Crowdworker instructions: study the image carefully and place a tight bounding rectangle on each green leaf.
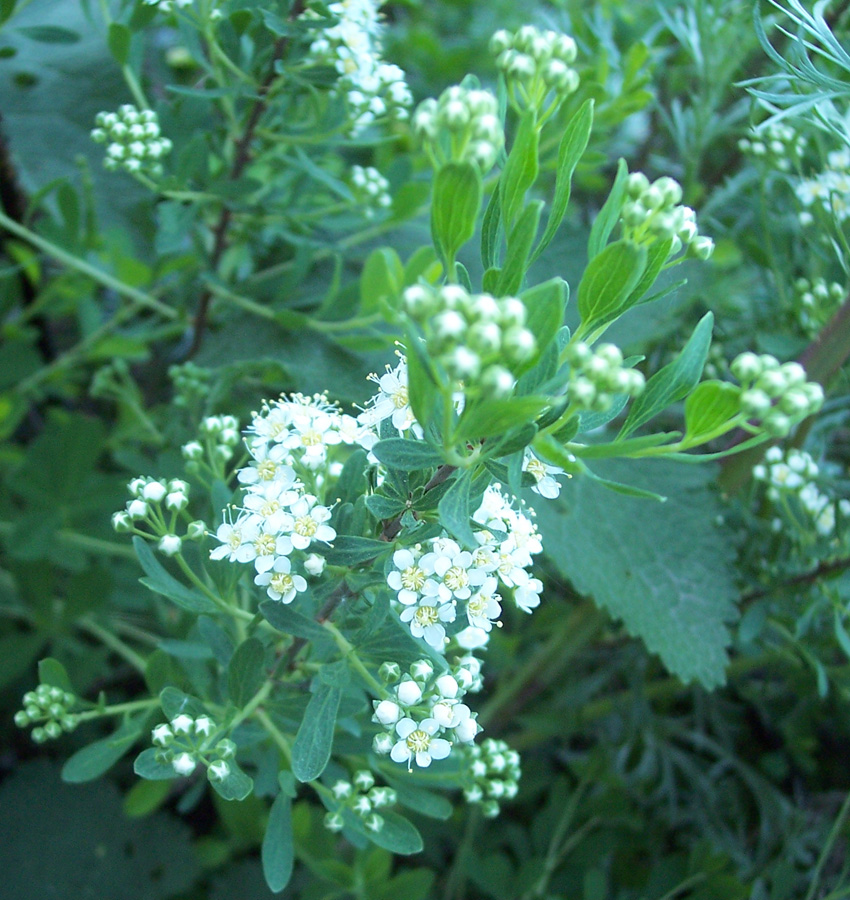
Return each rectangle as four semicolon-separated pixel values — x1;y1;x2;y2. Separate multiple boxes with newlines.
360;247;403;315
481;186;502;270
577;240;647;331
227;637;267;707
0;633;46;690
500;110;539;230
571;431;679;459
38;657;73;692
534;459;737;688
365;494;407;519
323;536;388;566
518;277;568;371
159;686;207;721
1;0;17;25
531;98;593;264
384;776;454;820
291;682;342;782
371;439;443;471
619;312;714;438
134;748;177;781
106;22;130;65
622;237;673;310
684;380;741;441
260;600;334;651
437;470;476;548
262;790;294;893
62;718;143;783
18;25;80;42
587;158;628;260
340;806;424;855
209;762;253;801
404;329;440;431
431;162;482;265
581;466;668;501
497;200;543;296
123;779;171;818
133;537;219;614
456;396;550;442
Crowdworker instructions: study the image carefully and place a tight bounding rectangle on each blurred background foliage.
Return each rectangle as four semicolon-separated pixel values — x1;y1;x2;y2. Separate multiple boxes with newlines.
2;0;850;897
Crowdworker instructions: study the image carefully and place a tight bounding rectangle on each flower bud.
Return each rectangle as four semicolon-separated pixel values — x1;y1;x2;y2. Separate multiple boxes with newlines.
182;441;204;460
171;714;194;735
187;520;207;540
158;534;182;557
410;659;434;681
304;553;325;577
455;716;480;743
14;711;29;727
332;780;352;799
365;813;384;833
215;739;237;759
324;812;345;832
379;661;401;683
207;760;230;782
127;499;148;519
194;716;214;737
173;752;197;776
396;679;423;707
112;511;132;533
372;732;394;754
373;699;402;725
142;481;167;502
354;770;375;791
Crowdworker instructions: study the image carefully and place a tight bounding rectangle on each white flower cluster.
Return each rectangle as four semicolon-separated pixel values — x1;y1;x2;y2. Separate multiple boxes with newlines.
731;353;824;438
113;477;195;557
796;148;850;225
305;0;412;134
621;173;714;260
325;769;396;834
349;164;392;218
183;415;241;466
793;276;844;335
386;484;543;651
753;447;850;538
403;283;535;398
14;684;77;743
412;85;504;174
491;25;580;104
151;714;236;782
91;105;172;176
457;737;521;818
372;658;482;770
564;341;644;413
358;354;418;436
738;122;806;172
209;394;366;602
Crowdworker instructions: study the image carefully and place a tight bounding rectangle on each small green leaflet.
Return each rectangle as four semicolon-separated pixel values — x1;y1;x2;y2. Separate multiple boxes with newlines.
431;162;482;264
587;158;629;260
227;637;266;707
577;240;647;331
62;718;144;783
499;109;539;230
262;789;294;893
683;380;741;442
437;469;476;548
291;681;341;782
133;537;219;614
371;438;443;471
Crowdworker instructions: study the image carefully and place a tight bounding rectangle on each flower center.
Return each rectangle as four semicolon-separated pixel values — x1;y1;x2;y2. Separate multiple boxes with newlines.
444;566;469;591
260;500;280;518
270;572;294;594
295;515;318;537
400;565;425;591
526;458;546;482
255;533;277;556
414;605;440;627
392;386;409;409
269;421;287;438
301;428;323;447
467;594;488;617
257;460;277;481
405;729;431;753
227;530;242;550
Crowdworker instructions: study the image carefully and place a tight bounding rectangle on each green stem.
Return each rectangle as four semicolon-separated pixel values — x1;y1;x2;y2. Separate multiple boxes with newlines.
78;618;148;674
172;553;254;623
230;679;273;731
255;707;293;764
0;210;176;319
0;522;136;560
322;621;385;696
75;697;159;722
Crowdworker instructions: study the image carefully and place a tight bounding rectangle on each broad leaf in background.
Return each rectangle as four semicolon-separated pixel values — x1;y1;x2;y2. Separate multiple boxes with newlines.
534;459;738;687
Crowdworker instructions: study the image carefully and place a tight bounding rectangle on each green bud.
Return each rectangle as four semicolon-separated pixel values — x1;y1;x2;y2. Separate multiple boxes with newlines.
14;711;29;728
324;812;345;833
44;721;62;740
763;412;791;437
32;727;47;744
379;661;401;683
731;352;762;383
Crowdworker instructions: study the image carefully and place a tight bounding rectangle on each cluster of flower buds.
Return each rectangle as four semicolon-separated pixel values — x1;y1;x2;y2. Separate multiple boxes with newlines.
169;362;212;409
490;25;580;107
731;353;824;438
793;277;844;335
325;769;396;834
113;476;200;556
564;342;644;412
372;658;482;770
753;447;849;537
457;738;521;818
621;173;714;260
350;165;392;218
91;105;172;176
796;148;850;226
151;714;235;782
403;283;535;398
738;122;806;172
182;415;241;466
412;85;503;174
14;684;77;743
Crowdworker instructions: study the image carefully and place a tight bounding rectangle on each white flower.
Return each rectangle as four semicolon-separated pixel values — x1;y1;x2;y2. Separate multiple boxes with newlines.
422;539;489;602
288;495;336;550
158;534;182;557
523;449;565;499
395;679;423;707
172;752;197;776
454;626;490;650
400;597;456;648
515;577;543;613
171;714;194;734
238;443;296;488
360;358;418;432
390;717;452;769
210;514;258;564
387;546;435;605
254;556;307;603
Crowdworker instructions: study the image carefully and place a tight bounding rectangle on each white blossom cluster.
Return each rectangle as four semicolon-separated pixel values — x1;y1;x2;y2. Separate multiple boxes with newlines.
490;25;580;105
91;105;172;176
732;352;824;438
753;447;850;538
403;283;536;398
113;477;196;557
385;484;543;651
151;714;236;782
796;148;850;225
738;122;806;172
182;414;242;466
412;85;504;174
305;0;412;134
793;276;844;335
14;683;77;743
563;341;644;413
357;354;418;437
372;658;482;770
621;173;714;260
325;769;396;833
349;164;392;217
457;737;521;818
209;393;363;602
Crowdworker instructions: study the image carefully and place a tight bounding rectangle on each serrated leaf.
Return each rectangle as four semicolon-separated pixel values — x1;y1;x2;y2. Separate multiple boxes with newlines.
262;789;294;892
62;718;144;783
620;312;714;438
577;240;647;331
323;536;388;566
227;637;266;707
133;537;219;614
437;469;476;547
291;682;341;782
684;380;741;441
371;439;443;471
534;459;737;688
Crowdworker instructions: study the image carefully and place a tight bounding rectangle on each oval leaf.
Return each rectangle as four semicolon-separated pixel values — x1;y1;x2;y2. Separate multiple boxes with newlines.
291;682;341;783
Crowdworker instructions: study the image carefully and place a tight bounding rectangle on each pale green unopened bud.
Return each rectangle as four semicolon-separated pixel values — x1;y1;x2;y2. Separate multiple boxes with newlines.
480;365;515;399
741;389;771;418
324;812;345;833
373;732;394;754
14;711;29;727
379;661;401;683
763;412;791;437
731;352;762;383
44;721;62;740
